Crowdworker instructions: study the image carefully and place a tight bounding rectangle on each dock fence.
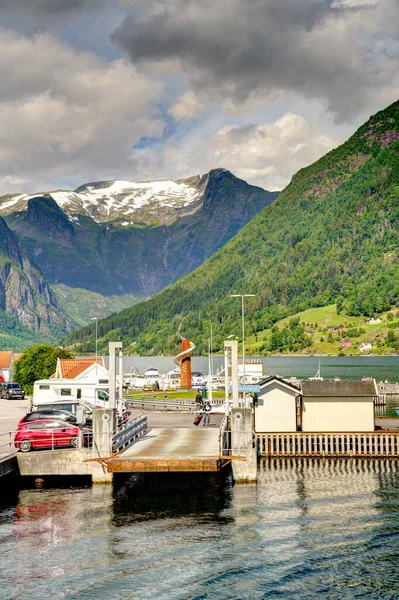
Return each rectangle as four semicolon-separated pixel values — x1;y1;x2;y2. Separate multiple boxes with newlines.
257;432;399;457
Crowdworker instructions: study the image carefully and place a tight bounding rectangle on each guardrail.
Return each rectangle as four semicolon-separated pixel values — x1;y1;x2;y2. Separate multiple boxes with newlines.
0;431;15;456
112;415;148;454
4;428;93;454
257;432;399;457
219;415;230;457
126;398;226;412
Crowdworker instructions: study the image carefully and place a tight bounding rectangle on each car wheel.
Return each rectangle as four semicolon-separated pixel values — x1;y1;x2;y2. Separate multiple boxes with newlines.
70;436;78;448
19;440;32;453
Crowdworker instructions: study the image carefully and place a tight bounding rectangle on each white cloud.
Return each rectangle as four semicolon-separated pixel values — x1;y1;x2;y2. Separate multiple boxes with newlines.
205;113;339;190
169;91;205;120
0;30;163;194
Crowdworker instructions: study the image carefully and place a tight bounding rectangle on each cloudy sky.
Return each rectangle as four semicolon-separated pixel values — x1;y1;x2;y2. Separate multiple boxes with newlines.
1;0;399;194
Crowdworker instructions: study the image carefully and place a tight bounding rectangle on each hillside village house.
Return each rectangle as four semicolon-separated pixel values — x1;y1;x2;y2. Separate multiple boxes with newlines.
255;376;301;433
366;317;382;325
300;380;377;432
0;351;22;382
359;342;373;352
340;338;352;349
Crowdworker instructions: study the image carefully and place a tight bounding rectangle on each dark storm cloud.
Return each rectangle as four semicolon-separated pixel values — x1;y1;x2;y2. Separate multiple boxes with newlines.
113;0;395;121
0;0;103;15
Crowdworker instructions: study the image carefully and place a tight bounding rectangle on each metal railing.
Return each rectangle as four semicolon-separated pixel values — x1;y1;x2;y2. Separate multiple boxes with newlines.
219;415;231;457
4;428;93;454
112;414;148;454
126;398;226;412
0;431;16;456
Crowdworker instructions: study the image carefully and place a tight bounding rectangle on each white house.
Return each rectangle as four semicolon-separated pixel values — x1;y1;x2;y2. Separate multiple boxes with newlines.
55;358;108;383
359;343;373;352
300;380;377;432
255;376;301;433
366;317;382;325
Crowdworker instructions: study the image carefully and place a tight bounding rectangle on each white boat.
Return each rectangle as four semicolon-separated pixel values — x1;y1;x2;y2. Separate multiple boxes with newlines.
145;366;160;378
309;360;324;381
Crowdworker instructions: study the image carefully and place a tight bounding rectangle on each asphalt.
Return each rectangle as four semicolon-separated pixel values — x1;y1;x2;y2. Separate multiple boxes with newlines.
0;397;30;456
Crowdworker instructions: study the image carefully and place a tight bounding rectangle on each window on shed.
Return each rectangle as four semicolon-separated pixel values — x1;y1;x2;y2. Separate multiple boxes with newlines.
77;389;82;399
99;379;108;384
39;385;50;390
61;388;71;396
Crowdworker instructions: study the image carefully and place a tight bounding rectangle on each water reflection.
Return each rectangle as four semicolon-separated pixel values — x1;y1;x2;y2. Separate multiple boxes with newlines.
0;460;397;599
113;472;232;523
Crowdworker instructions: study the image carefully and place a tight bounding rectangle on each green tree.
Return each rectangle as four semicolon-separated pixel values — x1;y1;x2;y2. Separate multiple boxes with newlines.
386;330;397;347
14;345;73;394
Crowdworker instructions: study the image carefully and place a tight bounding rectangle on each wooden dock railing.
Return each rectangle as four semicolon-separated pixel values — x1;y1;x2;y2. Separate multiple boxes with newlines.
256;432;399;457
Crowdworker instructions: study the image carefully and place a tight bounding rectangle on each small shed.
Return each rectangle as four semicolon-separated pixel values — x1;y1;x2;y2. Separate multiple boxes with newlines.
255;376;300;433
301;380;377;432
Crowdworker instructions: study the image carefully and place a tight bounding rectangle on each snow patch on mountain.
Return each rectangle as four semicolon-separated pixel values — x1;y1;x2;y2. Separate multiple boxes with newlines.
0;177;204;224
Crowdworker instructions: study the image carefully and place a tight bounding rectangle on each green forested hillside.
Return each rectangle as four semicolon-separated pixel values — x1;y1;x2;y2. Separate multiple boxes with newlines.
52;285;143;327
62;100;399;356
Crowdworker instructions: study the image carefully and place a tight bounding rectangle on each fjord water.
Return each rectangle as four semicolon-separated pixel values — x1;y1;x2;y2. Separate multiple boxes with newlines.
1;460;399;600
123;355;399;382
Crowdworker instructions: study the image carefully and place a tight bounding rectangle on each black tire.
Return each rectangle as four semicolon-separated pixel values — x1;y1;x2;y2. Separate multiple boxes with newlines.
19;440;32;453
70;436;78;448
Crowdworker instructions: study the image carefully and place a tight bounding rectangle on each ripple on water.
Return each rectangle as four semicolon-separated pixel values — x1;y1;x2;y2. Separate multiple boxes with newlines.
0;460;398;599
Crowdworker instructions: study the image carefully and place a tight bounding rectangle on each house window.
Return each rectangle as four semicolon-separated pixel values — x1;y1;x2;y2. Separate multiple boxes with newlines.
39;385;50;390
61;388;72;396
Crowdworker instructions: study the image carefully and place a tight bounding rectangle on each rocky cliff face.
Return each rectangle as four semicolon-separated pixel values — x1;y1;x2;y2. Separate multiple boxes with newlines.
4;169;279;296
0;217;73;335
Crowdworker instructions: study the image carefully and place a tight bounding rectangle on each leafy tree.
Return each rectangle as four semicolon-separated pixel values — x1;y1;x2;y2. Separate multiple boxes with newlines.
386;330;397;347
14;345;73;394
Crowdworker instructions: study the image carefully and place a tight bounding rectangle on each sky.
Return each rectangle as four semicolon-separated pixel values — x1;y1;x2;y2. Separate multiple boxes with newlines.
1;0;399;194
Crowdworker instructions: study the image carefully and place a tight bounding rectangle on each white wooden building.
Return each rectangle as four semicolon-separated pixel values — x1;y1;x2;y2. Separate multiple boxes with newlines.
255;376;301;433
300;380;378;432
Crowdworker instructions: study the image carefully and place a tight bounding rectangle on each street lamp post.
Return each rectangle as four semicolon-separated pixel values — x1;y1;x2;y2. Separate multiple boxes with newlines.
229;294;256;390
91;317;98;376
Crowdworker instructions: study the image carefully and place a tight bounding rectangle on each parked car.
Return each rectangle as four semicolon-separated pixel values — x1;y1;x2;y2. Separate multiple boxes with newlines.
19;409;77;426
0;383;25;400
14;419;92;452
19;409;92;428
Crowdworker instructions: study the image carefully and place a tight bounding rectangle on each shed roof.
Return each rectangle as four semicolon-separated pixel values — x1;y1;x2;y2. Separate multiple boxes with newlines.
259;375;301;392
301;379;377;397
0;352;13;369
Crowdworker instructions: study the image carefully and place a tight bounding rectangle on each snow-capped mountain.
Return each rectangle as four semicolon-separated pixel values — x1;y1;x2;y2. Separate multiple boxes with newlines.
2;168;278;306
0;174;206;225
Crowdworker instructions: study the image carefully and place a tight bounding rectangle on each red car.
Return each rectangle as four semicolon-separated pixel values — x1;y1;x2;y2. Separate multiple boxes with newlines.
14;419;84;452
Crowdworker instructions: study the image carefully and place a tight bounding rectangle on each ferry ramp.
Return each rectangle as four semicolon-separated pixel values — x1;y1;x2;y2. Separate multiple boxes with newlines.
106;412;228;473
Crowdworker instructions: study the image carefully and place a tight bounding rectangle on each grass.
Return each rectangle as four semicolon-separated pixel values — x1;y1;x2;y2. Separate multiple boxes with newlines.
126;390;225;401
250;304;399;356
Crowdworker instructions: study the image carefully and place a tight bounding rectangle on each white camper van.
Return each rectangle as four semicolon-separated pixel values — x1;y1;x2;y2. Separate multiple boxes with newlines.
32;379;113;412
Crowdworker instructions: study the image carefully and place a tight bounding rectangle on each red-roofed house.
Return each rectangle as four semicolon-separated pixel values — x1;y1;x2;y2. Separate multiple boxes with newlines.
54;358;108;382
340;338;352;349
0;351;21;382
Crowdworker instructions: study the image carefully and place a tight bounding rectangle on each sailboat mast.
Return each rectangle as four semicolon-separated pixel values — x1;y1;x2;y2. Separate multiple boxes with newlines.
208;324;213;403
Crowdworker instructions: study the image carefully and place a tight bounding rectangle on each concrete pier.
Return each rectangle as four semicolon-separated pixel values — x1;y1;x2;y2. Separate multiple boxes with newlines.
231;407;257;483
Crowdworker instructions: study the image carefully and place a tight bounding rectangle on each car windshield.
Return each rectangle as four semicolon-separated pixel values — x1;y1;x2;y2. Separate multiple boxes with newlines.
8;384;21;389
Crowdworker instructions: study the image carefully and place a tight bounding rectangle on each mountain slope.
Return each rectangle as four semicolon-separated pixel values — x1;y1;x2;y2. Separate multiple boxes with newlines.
3;169;278;296
0;217;73;341
61;99;399;355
